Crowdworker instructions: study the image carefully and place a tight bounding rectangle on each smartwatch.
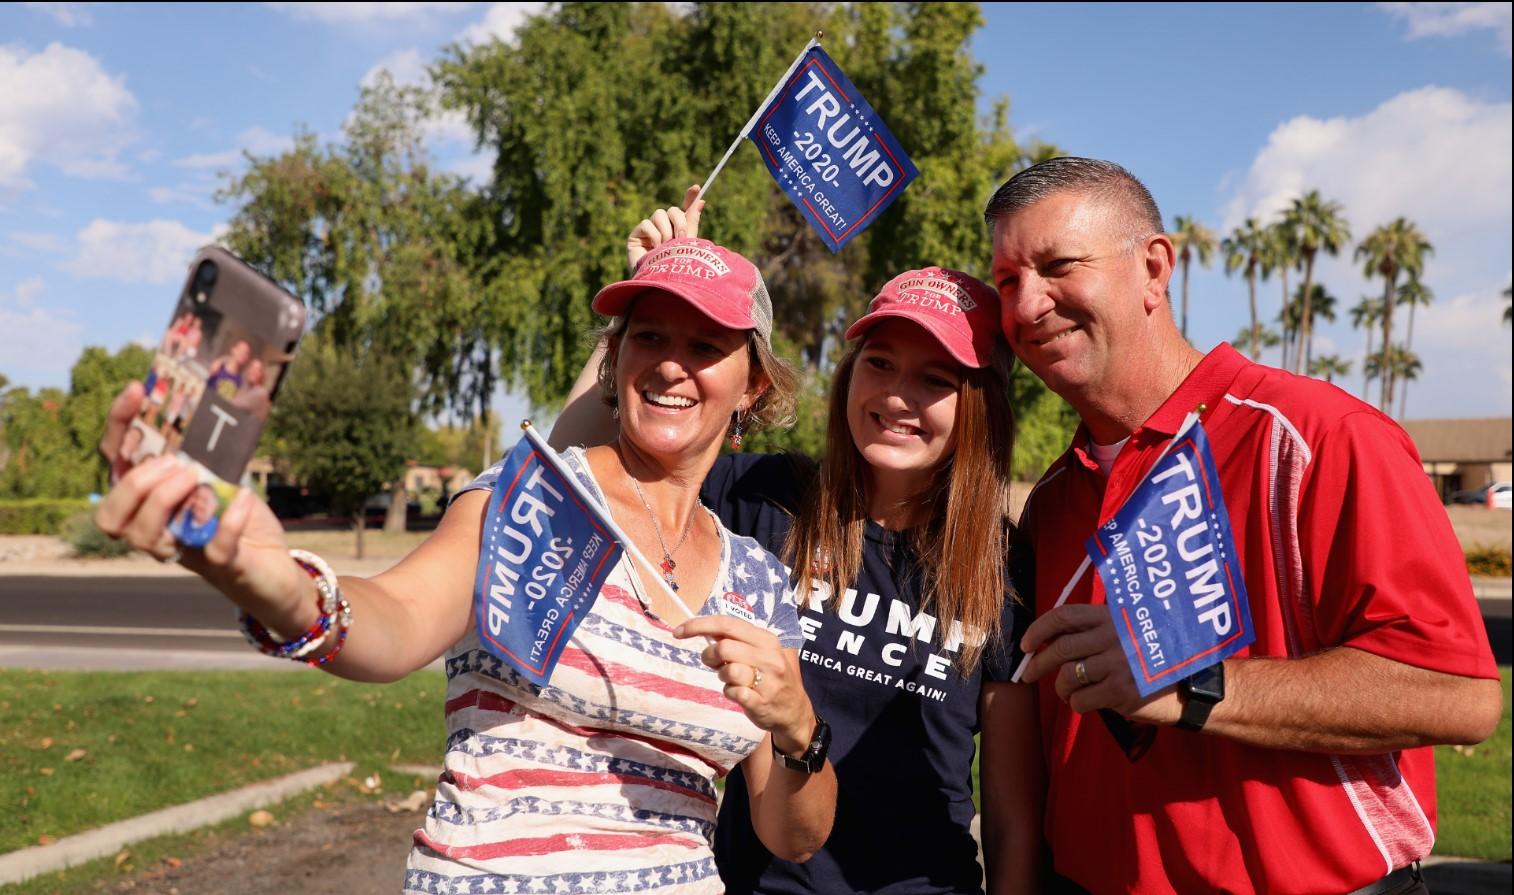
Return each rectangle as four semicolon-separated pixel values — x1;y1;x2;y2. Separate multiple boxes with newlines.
1176;662;1225;732
774;715;831;773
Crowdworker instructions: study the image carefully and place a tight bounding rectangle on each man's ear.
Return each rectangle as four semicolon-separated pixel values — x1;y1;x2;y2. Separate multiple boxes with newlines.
1141;233;1176;313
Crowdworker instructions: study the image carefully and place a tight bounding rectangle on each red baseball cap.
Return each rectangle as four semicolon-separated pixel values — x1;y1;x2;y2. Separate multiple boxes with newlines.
592;238;773;345
843;267;1001;368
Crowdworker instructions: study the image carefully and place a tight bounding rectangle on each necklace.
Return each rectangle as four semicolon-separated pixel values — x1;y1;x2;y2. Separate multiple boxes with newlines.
628;475;697;592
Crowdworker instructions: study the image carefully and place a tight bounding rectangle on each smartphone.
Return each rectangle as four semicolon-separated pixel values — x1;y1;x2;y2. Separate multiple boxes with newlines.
120;246;306;547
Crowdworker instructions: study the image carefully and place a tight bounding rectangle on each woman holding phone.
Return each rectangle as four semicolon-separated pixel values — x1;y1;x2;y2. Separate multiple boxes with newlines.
95;240;836;895
552;192;1044;894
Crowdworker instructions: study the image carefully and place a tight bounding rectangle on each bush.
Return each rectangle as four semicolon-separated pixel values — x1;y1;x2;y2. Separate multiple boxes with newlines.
63;511;133;558
0;498;91;534
1466;545;1513;577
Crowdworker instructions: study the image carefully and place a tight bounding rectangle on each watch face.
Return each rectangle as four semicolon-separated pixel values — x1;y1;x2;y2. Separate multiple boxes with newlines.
1184;664;1225;702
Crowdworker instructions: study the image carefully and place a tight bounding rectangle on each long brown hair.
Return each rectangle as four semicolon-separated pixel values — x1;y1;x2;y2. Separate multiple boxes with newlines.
786;339;1017;674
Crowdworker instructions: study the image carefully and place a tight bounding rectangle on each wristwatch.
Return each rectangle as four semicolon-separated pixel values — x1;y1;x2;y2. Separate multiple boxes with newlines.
1176;662;1225;732
773;714;831;773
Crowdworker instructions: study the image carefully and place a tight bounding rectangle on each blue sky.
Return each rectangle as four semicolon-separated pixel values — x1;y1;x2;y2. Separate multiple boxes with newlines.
2;2;1510;428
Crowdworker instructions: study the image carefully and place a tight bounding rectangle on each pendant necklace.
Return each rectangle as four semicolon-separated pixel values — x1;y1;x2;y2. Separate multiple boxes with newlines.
628;475;697;592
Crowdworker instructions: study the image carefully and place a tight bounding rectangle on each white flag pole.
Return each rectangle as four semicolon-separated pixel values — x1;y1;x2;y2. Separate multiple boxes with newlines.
518;421;703;621
696;32;822;203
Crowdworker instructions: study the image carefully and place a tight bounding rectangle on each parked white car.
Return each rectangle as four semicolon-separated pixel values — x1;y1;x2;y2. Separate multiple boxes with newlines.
1490;481;1512;510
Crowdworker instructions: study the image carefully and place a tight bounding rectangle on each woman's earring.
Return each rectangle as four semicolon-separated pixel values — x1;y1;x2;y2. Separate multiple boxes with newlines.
611;405;620;422
729;411;745;451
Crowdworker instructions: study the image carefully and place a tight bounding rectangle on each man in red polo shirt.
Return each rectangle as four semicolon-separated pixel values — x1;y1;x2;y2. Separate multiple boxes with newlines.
985;157;1501;894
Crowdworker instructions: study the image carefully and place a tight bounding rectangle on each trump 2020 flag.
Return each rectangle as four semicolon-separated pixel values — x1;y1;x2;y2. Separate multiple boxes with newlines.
1086;420;1255;697
472;430;622;687
749;45;918;252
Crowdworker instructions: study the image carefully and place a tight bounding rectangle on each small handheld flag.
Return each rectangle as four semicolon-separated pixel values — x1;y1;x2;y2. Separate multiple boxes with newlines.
471;425;624;687
1086;417;1255;697
700;35;918;253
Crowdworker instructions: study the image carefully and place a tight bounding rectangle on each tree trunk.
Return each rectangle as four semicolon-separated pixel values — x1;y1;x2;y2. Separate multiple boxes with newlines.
1362;326;1374;401
1278;267;1292;368
383;476;407;534
1180;255;1191;339
1379;275;1397;411
1247;267;1260;361
354;511;366;560
1294;254;1316;374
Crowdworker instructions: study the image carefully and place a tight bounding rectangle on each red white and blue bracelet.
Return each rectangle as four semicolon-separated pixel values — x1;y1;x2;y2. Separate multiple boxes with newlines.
238;549;353;667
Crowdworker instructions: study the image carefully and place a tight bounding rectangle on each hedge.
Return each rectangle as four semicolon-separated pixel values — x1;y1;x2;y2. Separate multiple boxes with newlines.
0;498;93;535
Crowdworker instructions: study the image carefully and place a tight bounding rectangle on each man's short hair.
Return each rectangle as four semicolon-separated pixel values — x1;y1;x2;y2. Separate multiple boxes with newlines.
983;157;1164;252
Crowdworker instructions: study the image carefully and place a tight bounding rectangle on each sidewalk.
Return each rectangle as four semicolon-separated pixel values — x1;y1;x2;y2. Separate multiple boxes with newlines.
0;535;402;579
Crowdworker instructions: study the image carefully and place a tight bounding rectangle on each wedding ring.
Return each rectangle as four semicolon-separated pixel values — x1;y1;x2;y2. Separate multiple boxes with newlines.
751;666;763;688
1074;660;1090;687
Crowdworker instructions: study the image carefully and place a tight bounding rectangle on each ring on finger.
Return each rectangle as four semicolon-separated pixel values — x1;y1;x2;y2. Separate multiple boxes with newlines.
1074;660;1091;687
750;665;763;689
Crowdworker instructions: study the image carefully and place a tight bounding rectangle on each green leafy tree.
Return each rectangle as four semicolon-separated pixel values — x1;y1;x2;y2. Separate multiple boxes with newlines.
1170;215;1215;340
1280;282;1337;372
220;74;487;532
269;334;416;557
1222;218;1267;360
1354;217;1430;411
1394;276;1433;418
1280;191;1350;375
1364;345;1421;417
1307;354;1352;384
1258;220;1297;367
1232;323;1281;360
1348;297;1383;402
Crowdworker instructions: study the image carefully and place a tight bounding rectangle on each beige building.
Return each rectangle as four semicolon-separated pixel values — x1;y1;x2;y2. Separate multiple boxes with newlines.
1399;417;1512;501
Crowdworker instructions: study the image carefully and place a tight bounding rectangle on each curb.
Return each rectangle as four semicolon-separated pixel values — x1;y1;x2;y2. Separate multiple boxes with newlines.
0;762;354;887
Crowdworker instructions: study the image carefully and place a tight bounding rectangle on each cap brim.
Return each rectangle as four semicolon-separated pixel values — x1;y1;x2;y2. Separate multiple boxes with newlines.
844;309;986;368
592;280;756;334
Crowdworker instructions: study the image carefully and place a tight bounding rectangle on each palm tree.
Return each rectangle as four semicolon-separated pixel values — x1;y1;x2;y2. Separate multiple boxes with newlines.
1348;297;1383;401
1260;220;1298;368
1281;191;1350;375
1279;282;1338;371
1365;345;1422;418
1503;284;1511;325
1308;354;1352;384
1355;217;1432;411
1171;215;1216;340
1222;218;1267;360
1394;277;1434;418
1233;323;1281;360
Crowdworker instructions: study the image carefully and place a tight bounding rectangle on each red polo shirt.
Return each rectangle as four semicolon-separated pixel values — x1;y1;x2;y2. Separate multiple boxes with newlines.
1019;344;1498;894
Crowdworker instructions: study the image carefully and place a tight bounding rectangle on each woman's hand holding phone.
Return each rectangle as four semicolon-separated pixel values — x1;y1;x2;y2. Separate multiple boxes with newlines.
97;383;316;636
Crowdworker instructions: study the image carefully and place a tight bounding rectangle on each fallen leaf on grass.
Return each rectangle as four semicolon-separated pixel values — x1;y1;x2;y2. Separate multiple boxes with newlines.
360;773;383;794
385;790;430;813
38;767;54;776
37;737;53;749
182;698;198;709
165;857;183;868
248;810;274;828
174;710;187;718
64;749;87;762
183;743;194;752
143;696;155;704
114;849;130;867
1451;744;1477;757
37;835;55;846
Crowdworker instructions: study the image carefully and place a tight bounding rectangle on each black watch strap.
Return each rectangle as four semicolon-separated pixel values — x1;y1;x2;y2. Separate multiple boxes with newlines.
1176;663;1225;732
774;715;830;773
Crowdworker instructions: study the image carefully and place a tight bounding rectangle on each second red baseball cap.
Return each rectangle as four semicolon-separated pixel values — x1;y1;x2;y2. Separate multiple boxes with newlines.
843;267;1001;368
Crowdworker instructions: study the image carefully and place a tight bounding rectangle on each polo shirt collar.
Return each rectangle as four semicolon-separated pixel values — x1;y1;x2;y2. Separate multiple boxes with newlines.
1068;343;1250;471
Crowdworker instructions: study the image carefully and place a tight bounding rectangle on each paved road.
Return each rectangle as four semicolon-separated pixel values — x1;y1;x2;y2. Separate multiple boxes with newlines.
2;575;1510;669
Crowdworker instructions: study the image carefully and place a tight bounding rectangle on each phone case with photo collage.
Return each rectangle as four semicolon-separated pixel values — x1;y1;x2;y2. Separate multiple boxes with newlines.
120;246;306;547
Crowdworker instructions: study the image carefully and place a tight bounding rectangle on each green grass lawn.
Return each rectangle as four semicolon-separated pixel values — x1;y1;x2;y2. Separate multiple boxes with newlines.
0;669;446;855
1432;666;1512;860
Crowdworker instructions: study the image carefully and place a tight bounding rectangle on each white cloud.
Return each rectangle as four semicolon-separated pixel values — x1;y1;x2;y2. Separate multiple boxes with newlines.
147;183;216;209
362;48;430;88
266;2;473;24
22;2;94;27
1221;87;1511;239
0;42;138;189
0;277;81;386
1380;2;1512;55
1398;285;1514;415
9;231;66;253
458;2;543;45
67;219;222;285
172;126;294;169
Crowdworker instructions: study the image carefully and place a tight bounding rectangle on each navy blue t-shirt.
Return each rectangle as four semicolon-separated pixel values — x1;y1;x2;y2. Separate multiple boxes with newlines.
702;453;1029;895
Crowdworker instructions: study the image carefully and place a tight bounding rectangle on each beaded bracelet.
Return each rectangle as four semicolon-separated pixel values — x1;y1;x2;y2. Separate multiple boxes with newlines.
238;549;352;666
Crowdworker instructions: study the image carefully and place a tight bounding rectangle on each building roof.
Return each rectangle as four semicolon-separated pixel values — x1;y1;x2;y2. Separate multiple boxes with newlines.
1400;417;1513;464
